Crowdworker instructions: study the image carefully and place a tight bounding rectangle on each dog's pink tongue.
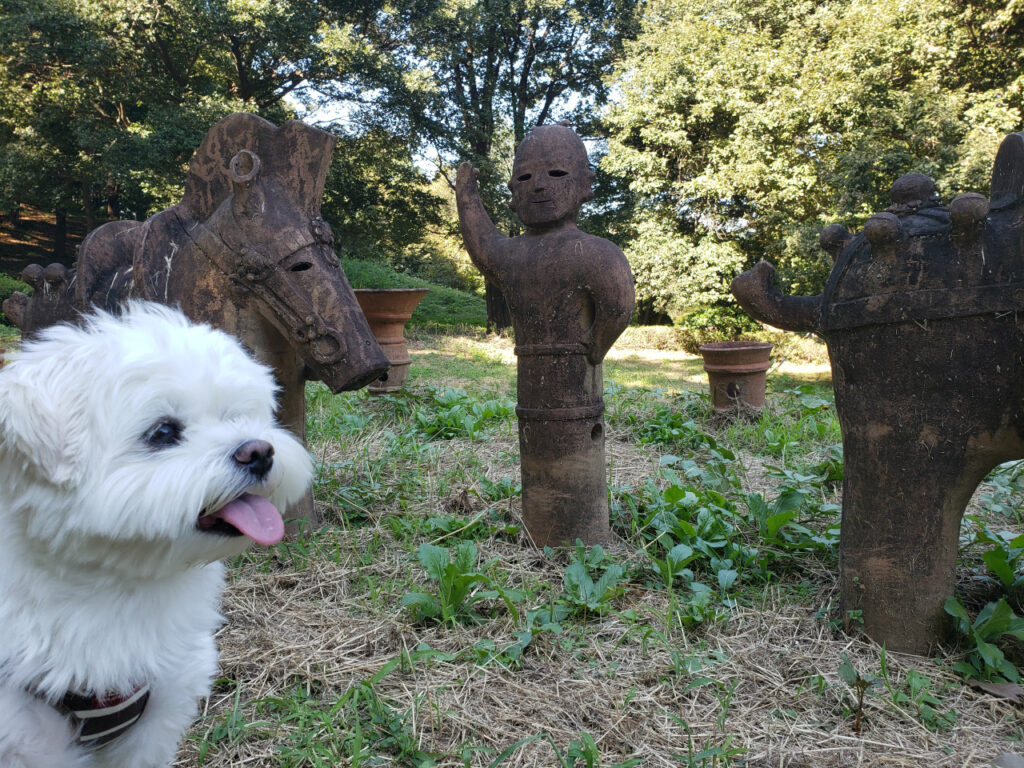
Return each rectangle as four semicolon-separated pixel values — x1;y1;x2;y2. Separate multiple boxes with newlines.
213;494;284;546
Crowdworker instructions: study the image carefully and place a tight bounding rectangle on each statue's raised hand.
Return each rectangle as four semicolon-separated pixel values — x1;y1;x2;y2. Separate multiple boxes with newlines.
456;162;479;195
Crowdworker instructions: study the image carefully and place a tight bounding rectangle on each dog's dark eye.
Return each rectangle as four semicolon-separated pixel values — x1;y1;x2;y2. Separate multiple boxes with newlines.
145;419;184;448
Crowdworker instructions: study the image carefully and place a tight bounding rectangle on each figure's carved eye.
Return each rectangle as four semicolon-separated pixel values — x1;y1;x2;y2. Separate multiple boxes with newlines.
549;170;568;177
517;173;532;182
144;418;184;449
289;262;313;272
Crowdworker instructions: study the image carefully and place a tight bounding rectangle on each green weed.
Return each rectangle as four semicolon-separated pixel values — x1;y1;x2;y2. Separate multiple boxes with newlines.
963;516;1024;607
562;542;626;618
485;731;642;768
402;541;522;625
404;386;515;440
192;682;267;765
877;650;957;732
945;596;1024;682
671;680;746;767
257;680;437;767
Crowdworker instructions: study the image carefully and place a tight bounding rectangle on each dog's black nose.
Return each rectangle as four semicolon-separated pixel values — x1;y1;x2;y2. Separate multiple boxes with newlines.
233;440;274;478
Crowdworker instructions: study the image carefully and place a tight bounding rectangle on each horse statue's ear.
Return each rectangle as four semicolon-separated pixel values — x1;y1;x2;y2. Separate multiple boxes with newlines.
229;149;263;215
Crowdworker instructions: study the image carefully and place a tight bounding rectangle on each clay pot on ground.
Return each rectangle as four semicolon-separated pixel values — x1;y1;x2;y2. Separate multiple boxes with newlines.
354;288;429;394
698;340;772;412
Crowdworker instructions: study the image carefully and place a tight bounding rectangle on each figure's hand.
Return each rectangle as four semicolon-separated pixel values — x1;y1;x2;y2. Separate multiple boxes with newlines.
456;162;479;195
731;260;777;296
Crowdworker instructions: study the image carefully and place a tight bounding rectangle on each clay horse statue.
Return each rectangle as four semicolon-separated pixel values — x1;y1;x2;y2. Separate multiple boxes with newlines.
732;132;1024;655
4;113;390;528
455;124;635;547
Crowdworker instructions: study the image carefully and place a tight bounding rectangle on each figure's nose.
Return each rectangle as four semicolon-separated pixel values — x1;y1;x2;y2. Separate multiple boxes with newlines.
234;439;275;478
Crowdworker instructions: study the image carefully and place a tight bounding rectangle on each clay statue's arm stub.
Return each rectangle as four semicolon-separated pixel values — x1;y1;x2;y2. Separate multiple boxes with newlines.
455;162;508;283
581;238;636;365
731;260;822;333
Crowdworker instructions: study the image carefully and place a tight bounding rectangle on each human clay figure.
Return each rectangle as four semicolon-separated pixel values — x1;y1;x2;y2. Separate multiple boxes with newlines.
455;124;635;546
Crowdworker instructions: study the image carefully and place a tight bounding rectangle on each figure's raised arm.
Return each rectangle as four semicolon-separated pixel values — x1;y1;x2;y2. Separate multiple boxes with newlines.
455;162;507;280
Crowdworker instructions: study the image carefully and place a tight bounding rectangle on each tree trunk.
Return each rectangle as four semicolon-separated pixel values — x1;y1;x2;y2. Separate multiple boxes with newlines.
54;207;67;261
107;188;121;220
485;279;512;331
82;181;96;231
634;298;671;326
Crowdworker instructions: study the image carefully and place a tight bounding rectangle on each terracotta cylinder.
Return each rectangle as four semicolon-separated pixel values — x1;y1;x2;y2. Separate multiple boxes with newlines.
354;288;428;393
698;341;773;411
518;404;611;547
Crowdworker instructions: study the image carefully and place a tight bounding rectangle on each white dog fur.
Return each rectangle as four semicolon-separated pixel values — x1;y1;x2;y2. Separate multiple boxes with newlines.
0;303;312;767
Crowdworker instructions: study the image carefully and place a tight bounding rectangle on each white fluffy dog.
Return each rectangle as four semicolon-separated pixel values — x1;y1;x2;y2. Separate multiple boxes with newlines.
0;303;313;768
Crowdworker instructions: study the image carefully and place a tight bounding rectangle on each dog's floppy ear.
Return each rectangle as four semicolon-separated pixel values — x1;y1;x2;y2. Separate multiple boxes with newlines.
0;371;87;486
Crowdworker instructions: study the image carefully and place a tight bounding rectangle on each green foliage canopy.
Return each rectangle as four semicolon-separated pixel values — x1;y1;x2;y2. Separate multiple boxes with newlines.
602;0;1024;320
0;0;444;262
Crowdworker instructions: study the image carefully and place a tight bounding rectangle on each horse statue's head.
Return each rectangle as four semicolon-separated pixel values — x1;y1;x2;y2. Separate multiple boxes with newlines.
178;114;388;392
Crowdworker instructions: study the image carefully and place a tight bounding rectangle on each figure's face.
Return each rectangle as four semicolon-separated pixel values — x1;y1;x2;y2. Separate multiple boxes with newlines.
508;154;587;230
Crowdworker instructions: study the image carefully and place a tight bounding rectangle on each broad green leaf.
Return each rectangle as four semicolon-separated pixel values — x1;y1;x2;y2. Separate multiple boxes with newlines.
982;549;1016;589
764;510;798;541
592;564;625;603
974;598;1014;639
838;655;859;686
944;595;971;633
667;543;695;569
453;541;477;573
717;568;738;591
401;591;440;618
418;543;450;581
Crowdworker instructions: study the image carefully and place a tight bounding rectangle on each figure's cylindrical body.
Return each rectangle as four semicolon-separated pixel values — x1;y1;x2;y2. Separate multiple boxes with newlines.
518;408;609;547
516;344;610;546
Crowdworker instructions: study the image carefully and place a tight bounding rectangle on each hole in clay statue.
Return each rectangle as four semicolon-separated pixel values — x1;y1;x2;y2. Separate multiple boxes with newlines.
289;262;313;272
591;423;603;441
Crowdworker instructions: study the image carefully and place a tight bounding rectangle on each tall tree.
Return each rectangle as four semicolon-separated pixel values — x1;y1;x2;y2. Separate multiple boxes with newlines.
0;0;440;258
602;0;1023;324
361;0;641;328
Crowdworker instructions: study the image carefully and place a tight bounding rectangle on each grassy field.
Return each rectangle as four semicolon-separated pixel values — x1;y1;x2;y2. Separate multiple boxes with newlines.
171;329;1023;768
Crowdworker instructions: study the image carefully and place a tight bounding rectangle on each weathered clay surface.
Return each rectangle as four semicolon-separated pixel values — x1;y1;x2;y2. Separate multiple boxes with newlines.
4;113;390;528
456;124;635;547
731;133;1024;654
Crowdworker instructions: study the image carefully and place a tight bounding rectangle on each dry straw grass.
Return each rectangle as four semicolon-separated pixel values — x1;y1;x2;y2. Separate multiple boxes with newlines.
174;345;1021;768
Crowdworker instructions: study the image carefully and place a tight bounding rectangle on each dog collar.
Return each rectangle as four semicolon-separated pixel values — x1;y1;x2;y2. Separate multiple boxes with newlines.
58;683;151;749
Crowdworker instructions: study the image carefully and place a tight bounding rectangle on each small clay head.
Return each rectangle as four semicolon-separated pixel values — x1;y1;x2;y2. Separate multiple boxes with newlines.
509;124;595;230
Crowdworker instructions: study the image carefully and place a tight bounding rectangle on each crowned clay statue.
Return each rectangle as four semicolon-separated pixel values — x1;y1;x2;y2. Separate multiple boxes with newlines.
455;124;636;546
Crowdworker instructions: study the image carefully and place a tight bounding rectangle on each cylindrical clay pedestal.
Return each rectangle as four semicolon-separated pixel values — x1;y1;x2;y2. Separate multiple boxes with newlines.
517;403;611;548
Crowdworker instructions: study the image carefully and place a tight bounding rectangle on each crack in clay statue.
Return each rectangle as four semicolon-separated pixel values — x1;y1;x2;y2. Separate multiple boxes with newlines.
3;113;390;528
456;124;635;547
731;132;1024;654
